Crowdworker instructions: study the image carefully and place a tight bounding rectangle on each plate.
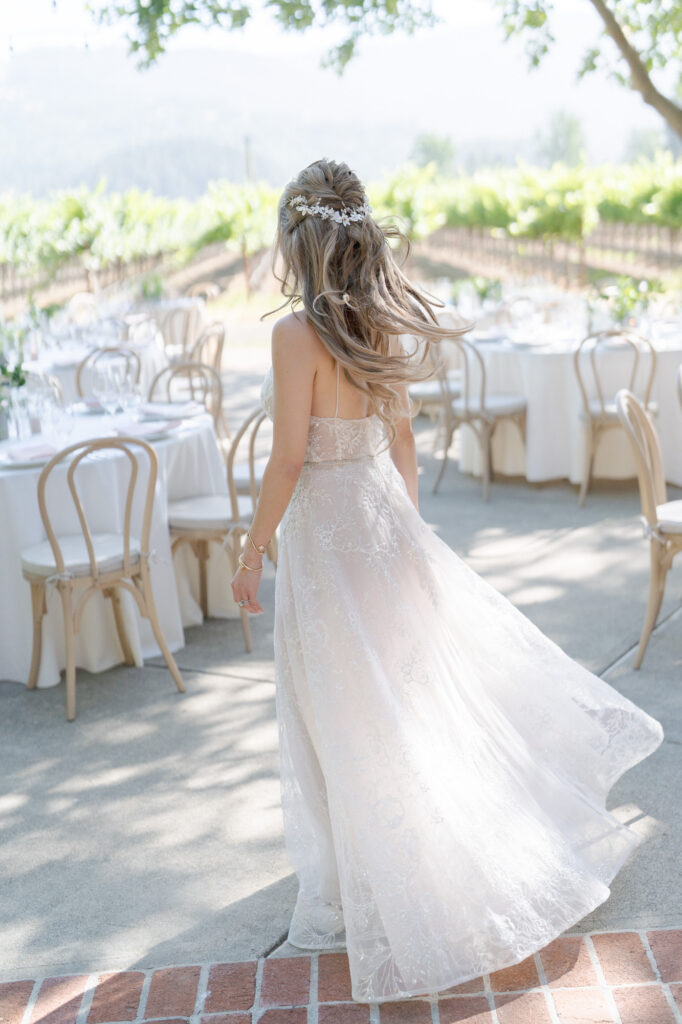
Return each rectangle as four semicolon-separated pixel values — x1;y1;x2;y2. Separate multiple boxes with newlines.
0;453;54;471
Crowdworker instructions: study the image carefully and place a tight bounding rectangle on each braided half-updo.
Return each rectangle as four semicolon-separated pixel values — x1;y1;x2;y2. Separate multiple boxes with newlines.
266;158;470;445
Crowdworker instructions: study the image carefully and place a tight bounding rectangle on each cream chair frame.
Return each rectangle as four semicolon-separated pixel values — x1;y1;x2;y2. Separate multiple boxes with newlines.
186;281;221;301
148;361;229;444
169;407;276;653
162;305;197;360
574;330;657;506
616;389;682;668
189;321;226;376
76;346;141;398
433;336;526;501
23;437;185;720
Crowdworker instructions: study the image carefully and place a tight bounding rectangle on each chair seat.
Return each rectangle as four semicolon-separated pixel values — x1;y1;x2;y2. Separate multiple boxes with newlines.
21;534;140;579
168;494;252;532
656;500;682;534
451;394;526;418
581;399;659;421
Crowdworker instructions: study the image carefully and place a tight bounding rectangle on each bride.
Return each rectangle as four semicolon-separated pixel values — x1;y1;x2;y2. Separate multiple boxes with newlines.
230;158;663;1003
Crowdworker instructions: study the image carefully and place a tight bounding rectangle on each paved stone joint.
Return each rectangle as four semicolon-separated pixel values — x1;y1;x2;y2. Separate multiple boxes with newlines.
2;929;681;1024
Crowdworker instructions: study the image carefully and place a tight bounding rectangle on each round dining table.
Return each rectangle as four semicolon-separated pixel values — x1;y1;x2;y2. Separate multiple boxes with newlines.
22;329;168;405
0;410;236;689
456;326;682;487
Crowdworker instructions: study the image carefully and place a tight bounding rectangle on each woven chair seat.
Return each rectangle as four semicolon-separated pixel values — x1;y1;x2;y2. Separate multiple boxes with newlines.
451;394;526;418
168;494;252;532
657;500;682;534
581;399;659;421
21;533;140;579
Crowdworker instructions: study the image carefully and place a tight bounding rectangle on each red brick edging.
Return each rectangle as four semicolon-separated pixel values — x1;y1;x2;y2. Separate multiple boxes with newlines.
2;929;681;1024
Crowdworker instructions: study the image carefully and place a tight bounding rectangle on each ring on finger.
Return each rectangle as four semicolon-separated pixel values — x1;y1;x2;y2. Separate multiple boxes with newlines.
238;598;248;607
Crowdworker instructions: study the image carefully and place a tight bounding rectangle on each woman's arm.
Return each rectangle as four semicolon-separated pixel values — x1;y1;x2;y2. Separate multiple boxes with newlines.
230;317;316;613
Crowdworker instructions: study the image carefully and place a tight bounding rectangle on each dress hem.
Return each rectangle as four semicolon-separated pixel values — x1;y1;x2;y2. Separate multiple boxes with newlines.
286;723;663;1004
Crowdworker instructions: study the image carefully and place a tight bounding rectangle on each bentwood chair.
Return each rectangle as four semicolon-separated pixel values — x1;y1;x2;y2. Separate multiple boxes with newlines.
188;322;226;377
574;330;657;506
20;438;185;720
148;361;230;446
76;346;141;398
616;389;682;668
407;338;462;448
186;281;221;302
167;407;276;652
162;305;200;361
433;336;527;501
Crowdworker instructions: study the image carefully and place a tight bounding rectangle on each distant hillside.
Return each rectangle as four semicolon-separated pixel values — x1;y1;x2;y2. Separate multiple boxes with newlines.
0;46;415;195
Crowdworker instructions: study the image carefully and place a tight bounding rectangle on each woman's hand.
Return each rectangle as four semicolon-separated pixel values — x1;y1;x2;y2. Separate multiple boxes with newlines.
230;555;264;615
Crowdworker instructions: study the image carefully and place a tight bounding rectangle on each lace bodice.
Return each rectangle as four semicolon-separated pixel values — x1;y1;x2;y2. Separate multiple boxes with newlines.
260;364;387;463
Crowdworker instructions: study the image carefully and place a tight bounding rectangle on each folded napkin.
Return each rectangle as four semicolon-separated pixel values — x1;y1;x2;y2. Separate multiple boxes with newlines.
140;401;202;420
115;420;174;438
5;442;59;462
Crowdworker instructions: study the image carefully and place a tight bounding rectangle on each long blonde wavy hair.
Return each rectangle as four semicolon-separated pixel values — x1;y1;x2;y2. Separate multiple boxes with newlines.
267;158;471;443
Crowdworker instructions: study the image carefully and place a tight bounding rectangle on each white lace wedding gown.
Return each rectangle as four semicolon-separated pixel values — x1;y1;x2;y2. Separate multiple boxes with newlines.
260;363;662;1004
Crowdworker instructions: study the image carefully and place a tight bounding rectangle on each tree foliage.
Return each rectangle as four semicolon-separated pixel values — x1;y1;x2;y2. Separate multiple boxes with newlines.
91;0;682;134
90;0;436;70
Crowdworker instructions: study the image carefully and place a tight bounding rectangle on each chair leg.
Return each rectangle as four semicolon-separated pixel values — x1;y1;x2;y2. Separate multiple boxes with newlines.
139;564;186;693
432;423;455;495
197;539;210;618
579;423;595;507
481;424;492;502
58;585;77;722
228;534;252;653
634;541;667;669
107;587;136;666
27;581;47;690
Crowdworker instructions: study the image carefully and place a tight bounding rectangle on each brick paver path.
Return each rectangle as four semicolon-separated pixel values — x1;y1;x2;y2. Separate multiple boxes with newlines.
3;929;682;1024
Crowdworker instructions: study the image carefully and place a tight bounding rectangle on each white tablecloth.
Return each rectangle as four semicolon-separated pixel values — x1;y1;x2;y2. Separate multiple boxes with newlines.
458;336;682;486
24;332;167;405
0;413;236;689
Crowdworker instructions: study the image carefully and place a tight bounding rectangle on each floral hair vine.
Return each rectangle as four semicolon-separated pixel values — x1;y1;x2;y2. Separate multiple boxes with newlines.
288;193;371;226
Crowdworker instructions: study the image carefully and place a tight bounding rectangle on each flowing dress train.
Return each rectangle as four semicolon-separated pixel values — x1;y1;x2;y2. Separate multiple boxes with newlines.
260;364;663;1004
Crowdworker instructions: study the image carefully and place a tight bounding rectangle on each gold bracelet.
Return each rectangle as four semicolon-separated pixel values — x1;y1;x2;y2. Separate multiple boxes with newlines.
247;529;266;555
238;555;263;573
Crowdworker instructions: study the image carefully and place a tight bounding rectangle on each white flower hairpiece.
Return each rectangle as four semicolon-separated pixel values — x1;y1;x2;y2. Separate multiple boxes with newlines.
288;193;371;226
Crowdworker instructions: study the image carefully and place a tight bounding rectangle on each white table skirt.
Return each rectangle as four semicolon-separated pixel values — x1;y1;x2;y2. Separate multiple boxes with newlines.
458;340;682;486
0;414;241;689
24;332;167;405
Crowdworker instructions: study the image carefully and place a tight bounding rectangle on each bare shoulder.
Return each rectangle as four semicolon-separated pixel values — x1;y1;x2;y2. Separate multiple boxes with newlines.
272;311;326;364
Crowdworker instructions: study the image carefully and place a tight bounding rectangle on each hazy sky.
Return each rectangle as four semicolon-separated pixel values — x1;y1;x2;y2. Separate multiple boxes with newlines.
0;0;667;163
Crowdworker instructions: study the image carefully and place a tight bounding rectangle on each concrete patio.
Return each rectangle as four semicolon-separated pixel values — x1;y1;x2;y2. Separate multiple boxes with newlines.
1;356;680;1014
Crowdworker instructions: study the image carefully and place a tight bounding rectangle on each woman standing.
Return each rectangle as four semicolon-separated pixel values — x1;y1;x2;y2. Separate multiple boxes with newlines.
231;158;663;1004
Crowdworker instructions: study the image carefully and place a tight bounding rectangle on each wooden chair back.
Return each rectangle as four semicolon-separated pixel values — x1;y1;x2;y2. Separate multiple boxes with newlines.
437;336;487;417
76;346;141;397
37;437;158;582
615;389;667;529
148;361;224;435
225;407;268;520
164;306;194;358
186;281;220;301
67;291;98;326
189;322;225;373
574;330;657;419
